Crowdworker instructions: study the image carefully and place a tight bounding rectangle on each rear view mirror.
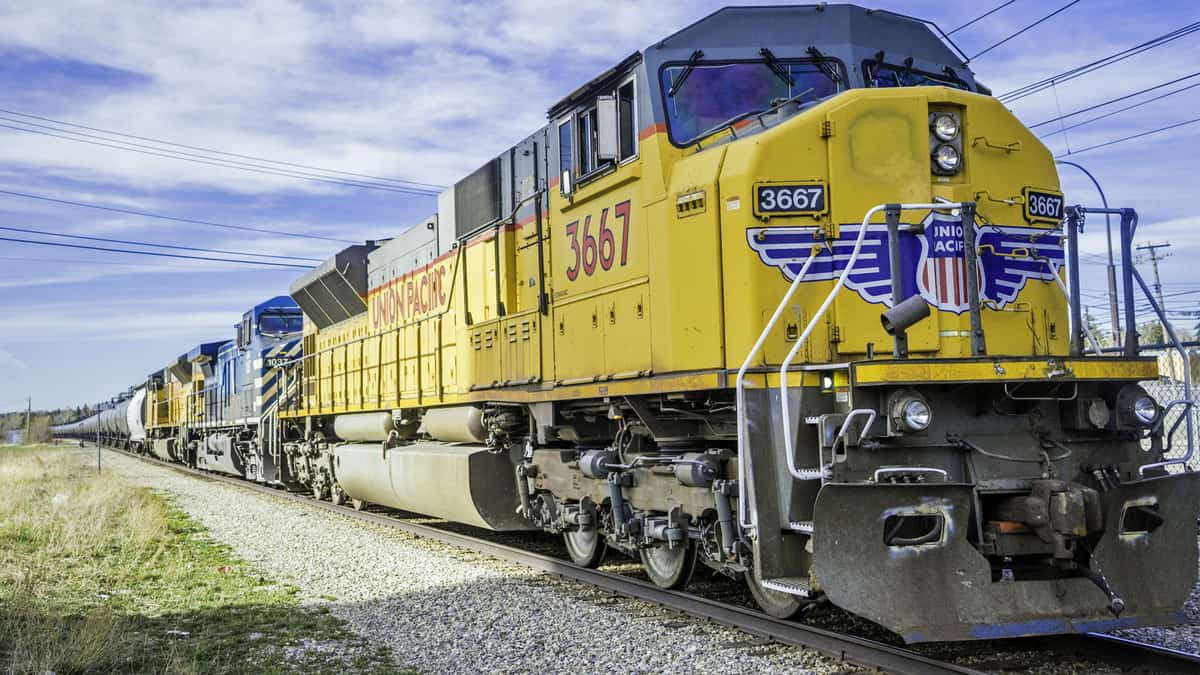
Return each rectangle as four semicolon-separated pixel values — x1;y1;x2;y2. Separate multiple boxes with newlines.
561;169;573;198
596;95;618;161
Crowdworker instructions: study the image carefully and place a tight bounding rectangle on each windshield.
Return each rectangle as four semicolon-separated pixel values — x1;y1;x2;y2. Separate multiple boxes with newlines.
258;312;302;335
660;60;842;146
865;62;968;90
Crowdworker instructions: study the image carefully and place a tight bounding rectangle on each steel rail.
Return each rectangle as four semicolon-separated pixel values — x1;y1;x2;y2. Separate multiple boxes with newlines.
1031;633;1200;674
102;445;1200;675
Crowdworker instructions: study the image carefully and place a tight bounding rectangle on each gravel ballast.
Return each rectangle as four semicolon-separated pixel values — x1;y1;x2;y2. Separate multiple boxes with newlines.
97;449;844;674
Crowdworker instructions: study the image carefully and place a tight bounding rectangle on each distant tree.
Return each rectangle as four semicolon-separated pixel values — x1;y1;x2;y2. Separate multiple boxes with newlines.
1083;309;1102;343
1139;321;1165;345
27;416;51;443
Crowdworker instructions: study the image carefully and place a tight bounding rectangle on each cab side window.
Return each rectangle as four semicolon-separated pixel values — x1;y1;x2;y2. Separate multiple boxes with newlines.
562;73;639;187
558;119;573;177
617;79;636;160
577;106;598;175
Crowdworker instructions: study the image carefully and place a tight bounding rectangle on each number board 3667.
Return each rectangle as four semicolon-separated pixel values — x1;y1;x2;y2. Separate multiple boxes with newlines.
754;182;828;218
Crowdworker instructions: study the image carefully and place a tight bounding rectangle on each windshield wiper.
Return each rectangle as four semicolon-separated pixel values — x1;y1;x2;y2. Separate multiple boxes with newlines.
805;46;843;86
691;106;770;146
759;48;794;88
668;50;704;97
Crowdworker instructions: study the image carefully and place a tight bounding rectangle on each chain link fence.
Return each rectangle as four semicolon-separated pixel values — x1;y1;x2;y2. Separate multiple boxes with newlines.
1142;373;1199;473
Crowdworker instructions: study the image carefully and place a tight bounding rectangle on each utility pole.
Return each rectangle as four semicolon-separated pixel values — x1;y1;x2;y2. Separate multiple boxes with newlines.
1137;241;1174;378
1136;242;1172;333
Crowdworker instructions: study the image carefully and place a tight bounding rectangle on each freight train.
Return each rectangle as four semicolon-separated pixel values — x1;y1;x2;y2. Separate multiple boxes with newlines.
55;5;1199;643
54;296;303;480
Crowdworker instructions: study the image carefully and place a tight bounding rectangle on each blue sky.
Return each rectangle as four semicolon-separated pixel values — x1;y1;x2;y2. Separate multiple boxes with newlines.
2;0;1199;411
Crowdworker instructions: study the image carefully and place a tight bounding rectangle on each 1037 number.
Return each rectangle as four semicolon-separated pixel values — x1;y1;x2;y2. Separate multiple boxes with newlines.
565;200;631;281
756;183;826;215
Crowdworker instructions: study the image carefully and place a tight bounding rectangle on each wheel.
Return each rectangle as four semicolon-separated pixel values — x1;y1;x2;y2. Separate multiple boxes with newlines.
640;541;697;590
563;529;607;568
745;565;807;619
311;480;327;501
351;498;367;511
330;483;347;507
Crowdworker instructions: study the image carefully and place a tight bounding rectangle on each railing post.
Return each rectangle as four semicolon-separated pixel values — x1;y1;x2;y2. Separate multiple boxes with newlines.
885;204;907;358
1120;209;1138;358
960;202;986;355
1066;207;1085;356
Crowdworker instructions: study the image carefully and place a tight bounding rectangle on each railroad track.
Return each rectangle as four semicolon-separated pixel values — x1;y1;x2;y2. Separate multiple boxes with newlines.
100;445;1200;675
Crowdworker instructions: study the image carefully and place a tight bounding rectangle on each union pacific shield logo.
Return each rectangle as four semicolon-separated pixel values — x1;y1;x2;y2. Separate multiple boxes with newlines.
920;219;974;314
746;211;1064;314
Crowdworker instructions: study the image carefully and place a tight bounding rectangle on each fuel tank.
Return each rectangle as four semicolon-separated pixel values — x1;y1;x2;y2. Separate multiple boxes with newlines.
333;412;396;442
418;406;485;444
198;433;242;477
151;438;175;462
334;441;532;531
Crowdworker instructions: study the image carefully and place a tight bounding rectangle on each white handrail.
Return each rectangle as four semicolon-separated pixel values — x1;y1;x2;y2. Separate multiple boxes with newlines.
778;203;965;480
818;408;878;486
735;247;820;532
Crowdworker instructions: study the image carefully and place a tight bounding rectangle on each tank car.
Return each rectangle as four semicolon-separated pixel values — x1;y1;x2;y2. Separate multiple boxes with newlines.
52;388;145;451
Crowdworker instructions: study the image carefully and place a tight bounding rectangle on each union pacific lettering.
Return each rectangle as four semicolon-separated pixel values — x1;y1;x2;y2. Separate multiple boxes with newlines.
368;262;450;330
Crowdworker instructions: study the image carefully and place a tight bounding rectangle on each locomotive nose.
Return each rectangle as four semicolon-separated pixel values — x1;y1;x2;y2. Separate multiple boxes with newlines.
810;473;1200;642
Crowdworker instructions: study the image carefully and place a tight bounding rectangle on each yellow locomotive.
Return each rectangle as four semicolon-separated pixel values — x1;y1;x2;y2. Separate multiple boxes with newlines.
274;5;1199;641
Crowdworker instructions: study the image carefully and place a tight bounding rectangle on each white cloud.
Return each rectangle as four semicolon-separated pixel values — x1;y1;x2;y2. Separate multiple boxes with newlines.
0;348;28;372
0;1;697;195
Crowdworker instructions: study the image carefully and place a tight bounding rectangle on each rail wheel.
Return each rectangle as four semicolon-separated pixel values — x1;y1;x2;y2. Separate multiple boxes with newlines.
563;529;607;568
311;479;327;501
640;541;697;590
745;565;806;619
330;483;347;506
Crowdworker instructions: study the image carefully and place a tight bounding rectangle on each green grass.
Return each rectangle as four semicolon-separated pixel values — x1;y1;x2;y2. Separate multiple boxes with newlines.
0;445;398;674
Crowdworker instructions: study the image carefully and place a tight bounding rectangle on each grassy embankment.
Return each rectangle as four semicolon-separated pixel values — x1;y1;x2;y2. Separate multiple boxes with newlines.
0;445;396;674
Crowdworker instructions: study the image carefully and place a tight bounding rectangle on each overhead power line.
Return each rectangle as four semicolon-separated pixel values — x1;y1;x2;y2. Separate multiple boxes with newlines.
0;235;315;269
1042;80;1200;138
970;0;1081;60
1030;70;1200;130
948;1;1018;35
999;21;1200;102
0;255;180;267
0;225;323;262
1057;115;1200;157
0;121;439;196
0;188;356;244
0;107;445;192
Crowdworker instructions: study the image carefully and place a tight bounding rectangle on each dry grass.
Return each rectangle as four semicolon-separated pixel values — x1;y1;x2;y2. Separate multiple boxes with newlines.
0;445;395;674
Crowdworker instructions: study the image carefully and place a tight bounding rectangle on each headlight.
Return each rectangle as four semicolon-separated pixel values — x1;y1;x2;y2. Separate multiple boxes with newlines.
1116;385;1158;428
1133;396;1158;425
902;399;931;431
931;114;960;141
890;390;932;433
932;144;960;172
